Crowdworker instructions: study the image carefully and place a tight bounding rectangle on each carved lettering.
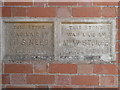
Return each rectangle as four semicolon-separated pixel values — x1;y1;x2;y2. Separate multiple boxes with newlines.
5;22;53;60
61;23;112;61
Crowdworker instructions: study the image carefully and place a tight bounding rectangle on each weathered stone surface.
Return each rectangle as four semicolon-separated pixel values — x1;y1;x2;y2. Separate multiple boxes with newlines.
2;18;116;62
4;22;54;60
59;21;116;61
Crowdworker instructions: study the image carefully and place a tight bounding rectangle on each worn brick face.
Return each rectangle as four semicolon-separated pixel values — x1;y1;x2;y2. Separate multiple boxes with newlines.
33;2;48;6
2;74;10;84
35;86;48;89
4;64;33;73
48;2;77;6
51;86;74;89
2;7;11;17
72;7;101;17
12;7;27;17
102;7;117;17
116;42;120;51
118;7;120;18
27;75;55;84
34;63;48;73
4;2;33;6
6;85;35;88
77;2;92;6
71;75;99;85
56;7;72;17
117;18;120;29
27;7;56;17
11;74;26;84
116;53;120;63
55;75;71;85
100;76;115;86
93;2;118;6
116;30;120;40
77;64;94;74
94;64;118;75
49;64;77;74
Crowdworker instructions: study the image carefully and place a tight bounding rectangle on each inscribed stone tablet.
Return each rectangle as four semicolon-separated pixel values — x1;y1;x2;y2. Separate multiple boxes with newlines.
60;22;114;61
4;22;54;60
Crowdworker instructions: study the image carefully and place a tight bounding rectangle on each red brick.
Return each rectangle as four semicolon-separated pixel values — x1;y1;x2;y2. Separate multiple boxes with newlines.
116;42;120;51
95;87;118;88
77;2;93;6
4;2;33;6
11;74;26;84
100;76;114;86
2;7;11;17
94;64;118;75
116;53;120;63
118;7;120;18
60;86;73;89
34;63;48;73
117;18;120;29
51;86;73;90
56;7;72;17
27;75;55;84
4;64;33;73
48;2;77;6
118;64;120;72
33;2;48;6
71;75;99;85
27;7;56;17
93;2;118;6
102;7;117;17
49;64;77;74
0;2;3;6
12;7;27;17
116;30;120;40
79;86;94;88
116;18;118;29
2;74;10;84
55;75;71;85
6;86;34;88
72;7;101;17
35;86;48;88
77;64;94;74
114;76;118;86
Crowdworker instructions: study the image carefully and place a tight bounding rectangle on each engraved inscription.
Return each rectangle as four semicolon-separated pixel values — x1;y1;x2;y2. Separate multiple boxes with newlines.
4;22;53;60
60;23;112;61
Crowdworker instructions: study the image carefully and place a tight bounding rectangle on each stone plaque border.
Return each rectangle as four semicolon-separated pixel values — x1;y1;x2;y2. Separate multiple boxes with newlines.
1;18;56;61
1;18;116;63
56;18;116;63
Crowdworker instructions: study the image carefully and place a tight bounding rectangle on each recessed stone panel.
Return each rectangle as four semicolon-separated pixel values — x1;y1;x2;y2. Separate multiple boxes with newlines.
59;22;115;61
4;22;54;60
2;18;116;62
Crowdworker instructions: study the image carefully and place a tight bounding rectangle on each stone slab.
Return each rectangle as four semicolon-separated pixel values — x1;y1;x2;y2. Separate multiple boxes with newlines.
1;18;116;62
3;22;54;60
57;19;116;62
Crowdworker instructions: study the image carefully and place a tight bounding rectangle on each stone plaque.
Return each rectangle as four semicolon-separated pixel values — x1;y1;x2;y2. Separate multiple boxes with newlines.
4;22;54;60
60;22;115;61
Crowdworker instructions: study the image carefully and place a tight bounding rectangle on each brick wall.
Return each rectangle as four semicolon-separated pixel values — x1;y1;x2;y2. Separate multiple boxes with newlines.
1;1;120;89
